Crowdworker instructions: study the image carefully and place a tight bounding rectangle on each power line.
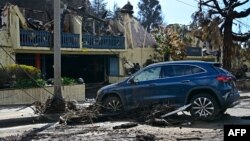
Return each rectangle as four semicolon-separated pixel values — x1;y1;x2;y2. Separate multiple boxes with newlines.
193;0;199;3
236;19;250;30
175;0;197;8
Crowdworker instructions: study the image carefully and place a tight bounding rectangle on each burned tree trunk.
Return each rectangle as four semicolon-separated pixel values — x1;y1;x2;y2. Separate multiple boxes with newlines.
223;19;233;70
192;0;250;71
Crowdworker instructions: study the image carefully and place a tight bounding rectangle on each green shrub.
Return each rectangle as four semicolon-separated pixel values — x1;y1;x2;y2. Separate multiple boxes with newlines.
6;64;41;80
0;64;77;89
0;67;9;84
15;78;46;88
0;64;43;88
61;77;76;85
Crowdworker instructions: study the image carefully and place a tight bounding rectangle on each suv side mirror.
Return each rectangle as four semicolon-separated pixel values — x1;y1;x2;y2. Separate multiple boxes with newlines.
128;78;135;84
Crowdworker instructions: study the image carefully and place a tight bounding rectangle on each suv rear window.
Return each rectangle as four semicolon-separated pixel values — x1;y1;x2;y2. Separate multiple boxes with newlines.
212;63;232;76
213;63;233;76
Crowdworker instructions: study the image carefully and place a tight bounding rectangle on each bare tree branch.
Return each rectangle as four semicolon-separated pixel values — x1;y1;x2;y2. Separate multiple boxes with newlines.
223;0;229;6
229;0;238;5
219;23;224;34
212;0;227;16
202;0;213;5
201;0;226;17
232;7;250;18
195;0;249;70
232;32;250;42
201;2;217;9
208;9;221;15
232;0;249;9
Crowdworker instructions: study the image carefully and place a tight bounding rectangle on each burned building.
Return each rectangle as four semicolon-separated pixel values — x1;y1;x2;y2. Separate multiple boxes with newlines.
0;2;157;83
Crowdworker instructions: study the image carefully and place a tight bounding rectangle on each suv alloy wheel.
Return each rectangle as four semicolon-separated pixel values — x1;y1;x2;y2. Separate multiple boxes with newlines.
190;93;220;120
103;96;123;113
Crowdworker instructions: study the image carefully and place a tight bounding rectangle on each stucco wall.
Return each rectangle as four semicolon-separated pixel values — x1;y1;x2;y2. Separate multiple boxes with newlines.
0;30;14;66
107;48;156;83
71;15;82;47
108;76;127;84
9;7;20;49
0;30;11;47
0;84;85;105
119;47;156;76
0;47;15;66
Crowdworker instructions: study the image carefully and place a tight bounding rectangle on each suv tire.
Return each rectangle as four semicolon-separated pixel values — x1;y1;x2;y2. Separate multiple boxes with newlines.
103;96;123;114
190;93;220;120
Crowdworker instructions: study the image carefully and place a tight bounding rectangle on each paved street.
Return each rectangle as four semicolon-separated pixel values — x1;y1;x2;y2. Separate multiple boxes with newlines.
0;91;250;140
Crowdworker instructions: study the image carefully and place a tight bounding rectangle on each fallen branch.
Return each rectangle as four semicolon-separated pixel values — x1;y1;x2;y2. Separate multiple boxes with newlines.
146;118;169;126
136;134;156;141
113;122;138;129
161;104;191;118
176;137;202;140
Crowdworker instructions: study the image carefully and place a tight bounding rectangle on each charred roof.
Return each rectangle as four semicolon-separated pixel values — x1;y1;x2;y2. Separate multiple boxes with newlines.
120;2;134;16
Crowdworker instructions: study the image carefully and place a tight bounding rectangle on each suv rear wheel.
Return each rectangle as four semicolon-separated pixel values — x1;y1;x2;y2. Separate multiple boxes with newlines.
103;96;123;114
190;93;220;120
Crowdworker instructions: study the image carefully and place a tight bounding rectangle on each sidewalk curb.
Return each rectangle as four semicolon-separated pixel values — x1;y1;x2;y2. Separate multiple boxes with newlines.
0;114;60;128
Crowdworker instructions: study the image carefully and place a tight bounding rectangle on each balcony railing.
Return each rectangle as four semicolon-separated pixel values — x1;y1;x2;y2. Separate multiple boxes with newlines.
20;30;80;48
61;33;80;48
20;30;125;49
20;30;52;47
83;34;125;49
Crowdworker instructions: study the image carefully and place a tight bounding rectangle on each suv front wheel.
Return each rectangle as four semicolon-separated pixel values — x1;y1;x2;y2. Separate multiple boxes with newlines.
190;93;220;120
102;96;123;114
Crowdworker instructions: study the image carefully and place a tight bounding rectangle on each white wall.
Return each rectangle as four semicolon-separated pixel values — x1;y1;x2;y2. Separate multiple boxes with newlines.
0;30;11;47
120;47;156;76
9;7;20;49
0;47;15;66
0;84;85;105
71;15;82;47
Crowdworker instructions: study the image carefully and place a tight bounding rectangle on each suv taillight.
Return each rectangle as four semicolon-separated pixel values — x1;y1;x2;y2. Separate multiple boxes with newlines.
216;75;232;82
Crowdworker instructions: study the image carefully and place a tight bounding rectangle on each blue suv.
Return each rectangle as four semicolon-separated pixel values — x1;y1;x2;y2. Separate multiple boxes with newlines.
96;61;240;120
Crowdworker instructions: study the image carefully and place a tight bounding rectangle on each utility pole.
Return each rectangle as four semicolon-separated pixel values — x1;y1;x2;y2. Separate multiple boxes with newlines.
50;0;65;112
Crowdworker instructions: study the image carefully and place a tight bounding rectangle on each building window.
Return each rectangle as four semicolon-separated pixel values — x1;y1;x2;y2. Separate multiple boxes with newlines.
109;57;119;76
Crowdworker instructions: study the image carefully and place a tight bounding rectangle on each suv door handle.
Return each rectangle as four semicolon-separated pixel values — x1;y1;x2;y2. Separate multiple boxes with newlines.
182;80;190;83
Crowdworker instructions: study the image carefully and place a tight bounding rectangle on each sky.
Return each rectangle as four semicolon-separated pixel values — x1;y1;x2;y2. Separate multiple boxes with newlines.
105;0;250;33
106;0;197;25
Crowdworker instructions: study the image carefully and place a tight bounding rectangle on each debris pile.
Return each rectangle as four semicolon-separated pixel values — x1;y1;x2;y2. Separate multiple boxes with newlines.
59;103;100;125
32;95;193;127
32;97;66;114
136;134;156;141
32;98;100;124
34;100;192;127
129;104;192;127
